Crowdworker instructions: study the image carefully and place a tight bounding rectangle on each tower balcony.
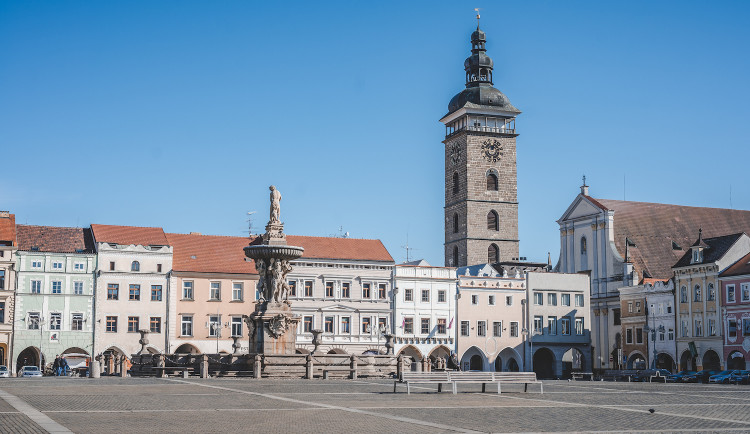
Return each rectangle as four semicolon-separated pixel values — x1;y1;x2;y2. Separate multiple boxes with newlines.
445;115;517;139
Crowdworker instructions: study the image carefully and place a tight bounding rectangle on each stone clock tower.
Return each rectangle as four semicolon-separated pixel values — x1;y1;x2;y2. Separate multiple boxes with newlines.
441;26;520;267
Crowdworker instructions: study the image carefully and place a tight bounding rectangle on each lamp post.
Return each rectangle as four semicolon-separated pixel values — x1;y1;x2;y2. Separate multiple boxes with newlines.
211;321;229;354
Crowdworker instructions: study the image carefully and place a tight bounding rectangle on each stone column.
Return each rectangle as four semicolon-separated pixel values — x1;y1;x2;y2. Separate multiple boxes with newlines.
397;355;403;378
90;355;100;379
306;354;313;379
200;354;209;379
119;356;127;378
253;354;262;379
350;355;357;380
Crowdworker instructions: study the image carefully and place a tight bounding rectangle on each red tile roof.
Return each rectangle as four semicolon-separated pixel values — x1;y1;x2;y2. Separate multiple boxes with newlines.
167;233;258;274
91;224;168;246
0;213;16;245
722;251;750;277
593;198;750;280
286;235;394;263
16;225;95;253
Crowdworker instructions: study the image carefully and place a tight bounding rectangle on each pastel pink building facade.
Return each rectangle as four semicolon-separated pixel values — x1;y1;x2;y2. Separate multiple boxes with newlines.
721;252;750;370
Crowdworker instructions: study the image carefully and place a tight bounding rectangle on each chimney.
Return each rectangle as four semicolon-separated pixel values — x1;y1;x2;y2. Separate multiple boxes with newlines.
189;232;202;235
0;211;9;218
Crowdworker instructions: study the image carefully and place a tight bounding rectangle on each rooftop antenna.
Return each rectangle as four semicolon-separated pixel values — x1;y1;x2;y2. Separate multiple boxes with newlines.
401;232;416;263
246;211;257;238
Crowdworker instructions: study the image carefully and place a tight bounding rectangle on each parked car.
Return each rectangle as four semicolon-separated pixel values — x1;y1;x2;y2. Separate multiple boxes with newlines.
0;365;9;378
729;370;750;384
666;370;695;383
708;370;738;384
20;366;43;378
683;370;719;383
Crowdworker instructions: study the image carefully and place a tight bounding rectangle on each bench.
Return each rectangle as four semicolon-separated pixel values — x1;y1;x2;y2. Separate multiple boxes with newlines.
393;372;452;394
602;370;637;382
321;367;356;379
571;372;594;381
152;367;193;378
471;372;543;395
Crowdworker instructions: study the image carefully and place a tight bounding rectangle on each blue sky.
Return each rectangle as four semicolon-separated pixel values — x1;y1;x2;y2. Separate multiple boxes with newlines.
1;1;749;265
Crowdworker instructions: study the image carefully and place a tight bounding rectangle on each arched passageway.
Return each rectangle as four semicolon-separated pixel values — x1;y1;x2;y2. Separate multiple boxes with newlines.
703;350;721;371
494;356;503;372
627;353;646;370
655;353;675;372
728;351;745;370
397;346;422;371
16;347;45;372
469;355;483;371
680;350;696;372
533;348;556;379
174;344;201;354
507;358;519;372
562;348;585;378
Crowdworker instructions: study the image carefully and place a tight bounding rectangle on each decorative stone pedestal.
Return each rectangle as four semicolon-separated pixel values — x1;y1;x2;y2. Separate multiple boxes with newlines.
246;302;300;355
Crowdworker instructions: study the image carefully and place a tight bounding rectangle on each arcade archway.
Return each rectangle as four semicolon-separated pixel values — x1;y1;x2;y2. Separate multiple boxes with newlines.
533;348;556;379
703;350;721;371
16;346;45;372
174;344;201;354
626;352;646;370
562;348;585;378
680;350;696;372
728;351;745;370
655;353;675;372
469;354;483;371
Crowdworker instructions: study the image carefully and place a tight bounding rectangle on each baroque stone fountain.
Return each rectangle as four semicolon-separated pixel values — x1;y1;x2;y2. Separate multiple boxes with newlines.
243;186;304;355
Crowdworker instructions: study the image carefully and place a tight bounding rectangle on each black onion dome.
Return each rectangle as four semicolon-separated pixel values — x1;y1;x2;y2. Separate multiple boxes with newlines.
448;85;519;113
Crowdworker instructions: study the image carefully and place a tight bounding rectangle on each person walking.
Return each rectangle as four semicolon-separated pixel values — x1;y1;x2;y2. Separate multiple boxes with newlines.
53;355;61;376
61;357;69;376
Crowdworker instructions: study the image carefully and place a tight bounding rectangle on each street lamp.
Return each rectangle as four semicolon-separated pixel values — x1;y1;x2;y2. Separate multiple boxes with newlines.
211;321;230;354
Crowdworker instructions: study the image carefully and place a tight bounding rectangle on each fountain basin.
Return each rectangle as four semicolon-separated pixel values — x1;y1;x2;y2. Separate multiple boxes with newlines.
244;245;304;261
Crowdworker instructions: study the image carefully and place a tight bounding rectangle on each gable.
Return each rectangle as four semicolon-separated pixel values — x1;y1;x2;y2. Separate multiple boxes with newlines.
558;195;606;223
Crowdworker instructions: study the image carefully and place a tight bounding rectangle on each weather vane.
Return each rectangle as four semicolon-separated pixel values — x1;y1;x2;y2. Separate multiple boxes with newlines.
474;8;481;26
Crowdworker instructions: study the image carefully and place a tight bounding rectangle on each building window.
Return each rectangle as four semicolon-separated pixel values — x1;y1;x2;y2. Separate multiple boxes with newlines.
493;321;502;337
210;282;221;301
288;281;297;297
743;318;750;336
628;301;633;313
437;318;447;334
548;317;557;335
52;262;63;270
506;296;512;306
32;260;42;268
728;319;737;338
680;286;687;303
580;237;587;254
157;263;162;273
453;213;459;233
378;317;387;331
452;246;459;267
324;316;334;333
561;293;571;306
231;317;243;337
488;295;495;305
626;328;633;344
325;282;334;298
420;318;430;335
404;317;414;334
668;328;674;340
510;322;518;337
533;316;543;333
232;283;243;301
129;284;141;301
421;289;429;303
341;282;350;298
681;320;688;337
438;290;446;303
150;317;161;333
109;261;115;271
208;315;221;337
181;316;193;337
151;285;162;301
131;261;140;272
362;317;371;333
74;281;83;295
575;317;583;335
182;281;194;300
128;316;139;333
0;302;5;323
575;294;584;307
404;288;413;302
708;319;716;336
635;301;641;313
362;283;371;299
460;321;469;336
378;283;387;299
694;285;701;302
471;294;478;305
31;280;41;294
74;263;84;270
667;303;672;313
304;281;313;297
487;210;499;231
51;281;62;294
728;285;736;303
486;173;498;191
477;321;486;337
107;283;119;300
341;317;350;334
613;309;621;325
561;317;571;335
547;293;557;306
452;172;459;195
488;244;499;263
534;292;543;305
636;327;644;343
694;320;703;337
303;316;313;333
707;283;715;301
28;312;40;329
106;316;117;333
72;313;83;331
49;312;61;330
742;284;750;302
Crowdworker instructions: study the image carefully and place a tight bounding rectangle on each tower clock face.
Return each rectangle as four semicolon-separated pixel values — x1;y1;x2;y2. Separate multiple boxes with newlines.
449;142;461;166
481;139;503;163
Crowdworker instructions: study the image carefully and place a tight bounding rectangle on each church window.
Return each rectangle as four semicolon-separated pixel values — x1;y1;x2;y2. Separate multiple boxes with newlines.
488;243;499;263
694;285;701;302
453;213;459;233
452;172;459;195
680;286;687;303
580;237;587;254
486;173;498;191
452;246;459;267
487;210;499;231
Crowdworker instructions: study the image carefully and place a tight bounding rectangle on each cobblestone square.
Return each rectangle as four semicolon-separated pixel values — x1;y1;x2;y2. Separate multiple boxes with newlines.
3;378;750;433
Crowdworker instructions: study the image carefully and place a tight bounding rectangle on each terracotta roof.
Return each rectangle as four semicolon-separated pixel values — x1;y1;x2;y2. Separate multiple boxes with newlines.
722;251;750;277
91;224;168;246
593;198;750;280
0;213;16;245
167;233;257;275
16;225;95;253
582;195;608;211
286;235;394;263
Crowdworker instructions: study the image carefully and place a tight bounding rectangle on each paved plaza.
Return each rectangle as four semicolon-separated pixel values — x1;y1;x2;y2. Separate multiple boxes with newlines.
1;378;750;433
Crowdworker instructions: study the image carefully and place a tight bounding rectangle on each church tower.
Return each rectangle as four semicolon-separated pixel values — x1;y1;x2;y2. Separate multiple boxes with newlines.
441;25;520;267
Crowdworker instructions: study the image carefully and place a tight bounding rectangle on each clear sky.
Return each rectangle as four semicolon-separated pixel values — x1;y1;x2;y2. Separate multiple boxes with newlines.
1;1;749;266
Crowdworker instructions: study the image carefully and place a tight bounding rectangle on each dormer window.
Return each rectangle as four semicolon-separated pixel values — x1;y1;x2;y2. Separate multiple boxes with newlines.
131;261;140;272
692;248;702;264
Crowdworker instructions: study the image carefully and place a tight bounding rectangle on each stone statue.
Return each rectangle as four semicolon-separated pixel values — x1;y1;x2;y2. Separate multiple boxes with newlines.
255;258;267;301
269;185;282;224
279;260;293;301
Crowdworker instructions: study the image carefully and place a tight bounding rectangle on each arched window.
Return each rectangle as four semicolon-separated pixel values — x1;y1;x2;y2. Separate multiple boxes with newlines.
487;210;499;231
707;283;715;301
453;213;459;234
680;286;687;303
486;173;498;191
694;284;701;302
580;237;587;254
452;246;459;267
488;244;499;264
131;261;140;272
452;172;459;195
